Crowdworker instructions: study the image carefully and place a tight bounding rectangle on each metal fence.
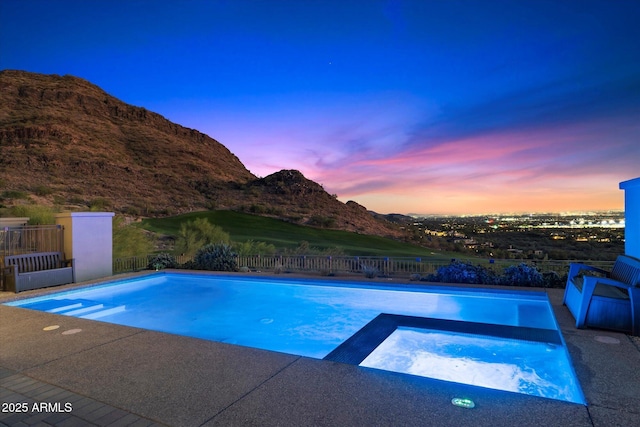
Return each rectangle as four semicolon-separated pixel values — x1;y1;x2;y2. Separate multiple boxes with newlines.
237;255;441;276
112;254;617;278
113;254;193;274
0;225;65;289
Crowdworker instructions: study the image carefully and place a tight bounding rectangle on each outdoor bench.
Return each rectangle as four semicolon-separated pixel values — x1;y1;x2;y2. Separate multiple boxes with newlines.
2;252;75;293
563;254;640;336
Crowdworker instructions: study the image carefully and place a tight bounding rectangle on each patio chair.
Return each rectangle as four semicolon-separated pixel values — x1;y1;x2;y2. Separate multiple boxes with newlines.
563;255;640;336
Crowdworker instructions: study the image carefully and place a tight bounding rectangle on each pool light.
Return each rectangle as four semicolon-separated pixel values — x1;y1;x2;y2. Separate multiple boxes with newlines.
451;397;475;409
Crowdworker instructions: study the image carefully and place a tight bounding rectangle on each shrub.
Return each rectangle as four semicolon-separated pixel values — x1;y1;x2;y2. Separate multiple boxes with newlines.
361;263;380;279
33;185;53;196
249;204;267;214
423;261;498;285
148;253;178;270
9;204;57;225
542;271;565;288
308;215;336;228
90;197;111;211
180;259;197;270
112;216;154;258
123;205;141;216
175;218;230;257
233;240;276;256
194;243;238;272
2;190;29;200
501;263;544;287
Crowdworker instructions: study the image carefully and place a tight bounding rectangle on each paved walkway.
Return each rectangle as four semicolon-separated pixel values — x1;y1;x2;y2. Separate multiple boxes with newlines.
1;273;640;426
1;366;164;426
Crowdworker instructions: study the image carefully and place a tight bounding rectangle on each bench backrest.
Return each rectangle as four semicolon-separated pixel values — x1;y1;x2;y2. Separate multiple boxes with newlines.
4;252;64;274
611;255;640;286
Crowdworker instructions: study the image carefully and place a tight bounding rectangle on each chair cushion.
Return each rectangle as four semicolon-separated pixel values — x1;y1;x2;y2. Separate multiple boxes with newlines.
572;276;629;300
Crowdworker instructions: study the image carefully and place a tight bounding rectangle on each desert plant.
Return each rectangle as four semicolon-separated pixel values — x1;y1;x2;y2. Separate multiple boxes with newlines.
194;243;238;272
232;240;277;256
542;271;565;288
361;263;380;279
2;190;29;200
308;215;336;228
112;216;154;258
501;263;544;287
148;253;178;270
33;185;53;196
273;262;284;274
90;197;111;211
423;261;498;285
9;204;57;225
175;218;230;256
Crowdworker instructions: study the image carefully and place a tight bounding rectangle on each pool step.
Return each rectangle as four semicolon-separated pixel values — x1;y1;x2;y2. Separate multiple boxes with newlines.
81;305;126;319
20;298;126;320
64;304;105;316
20;299;82;312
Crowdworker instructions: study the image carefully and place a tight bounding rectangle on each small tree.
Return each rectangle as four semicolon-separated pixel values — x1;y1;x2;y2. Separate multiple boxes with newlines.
175;218;230;256
113;216;154;258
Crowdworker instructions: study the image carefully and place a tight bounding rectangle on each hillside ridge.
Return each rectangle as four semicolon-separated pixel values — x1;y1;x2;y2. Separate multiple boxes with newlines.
0;70;403;238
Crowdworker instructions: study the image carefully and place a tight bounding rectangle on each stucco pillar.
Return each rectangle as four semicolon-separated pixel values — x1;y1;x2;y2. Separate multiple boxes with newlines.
55;212;115;282
620;177;640;260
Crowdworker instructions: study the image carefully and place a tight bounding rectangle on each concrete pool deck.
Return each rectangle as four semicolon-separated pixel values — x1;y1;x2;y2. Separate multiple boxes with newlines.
1;272;639;426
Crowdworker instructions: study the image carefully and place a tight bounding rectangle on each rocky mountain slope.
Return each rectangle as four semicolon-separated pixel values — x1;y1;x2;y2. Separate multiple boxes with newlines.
0;70;403;238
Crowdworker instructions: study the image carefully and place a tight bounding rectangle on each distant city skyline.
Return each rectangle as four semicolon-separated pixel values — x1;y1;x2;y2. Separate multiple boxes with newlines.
1;0;639;215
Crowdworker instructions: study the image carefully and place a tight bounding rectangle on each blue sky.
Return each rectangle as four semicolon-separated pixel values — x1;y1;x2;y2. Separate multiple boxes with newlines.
1;0;639;214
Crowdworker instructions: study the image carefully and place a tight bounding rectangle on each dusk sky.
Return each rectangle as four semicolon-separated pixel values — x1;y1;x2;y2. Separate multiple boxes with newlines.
1;0;639;215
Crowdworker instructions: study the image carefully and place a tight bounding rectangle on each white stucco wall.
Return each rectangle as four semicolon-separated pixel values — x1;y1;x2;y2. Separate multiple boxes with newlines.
55;212;115;282
620;177;640;260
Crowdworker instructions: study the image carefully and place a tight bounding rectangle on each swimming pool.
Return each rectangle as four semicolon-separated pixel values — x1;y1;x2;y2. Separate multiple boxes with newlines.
5;272;585;404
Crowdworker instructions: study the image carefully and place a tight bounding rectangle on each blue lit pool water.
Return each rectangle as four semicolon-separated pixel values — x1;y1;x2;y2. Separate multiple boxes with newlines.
5;273;585;404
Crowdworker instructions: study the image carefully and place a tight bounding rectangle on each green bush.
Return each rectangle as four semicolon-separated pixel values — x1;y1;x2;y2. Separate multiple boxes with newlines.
308;215;336;228
542;271;565;288
148;253;178;270
175;218;230;256
233;240;276;256
194;243;238;271
90;197;111;211
9;204;57;225
112;216;154;258
501;263;544;287
2;190;29;200
33;185;53;196
421;260;563;288
423;261;498;285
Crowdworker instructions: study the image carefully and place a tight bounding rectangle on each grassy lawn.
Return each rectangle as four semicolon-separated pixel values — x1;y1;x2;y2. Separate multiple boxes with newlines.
141;210;468;260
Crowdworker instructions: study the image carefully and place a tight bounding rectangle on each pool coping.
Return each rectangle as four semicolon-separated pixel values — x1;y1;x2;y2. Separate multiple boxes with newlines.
2;271;640;426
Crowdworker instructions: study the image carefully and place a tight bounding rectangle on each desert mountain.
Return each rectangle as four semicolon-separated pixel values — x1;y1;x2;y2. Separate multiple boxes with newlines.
0;70;403;238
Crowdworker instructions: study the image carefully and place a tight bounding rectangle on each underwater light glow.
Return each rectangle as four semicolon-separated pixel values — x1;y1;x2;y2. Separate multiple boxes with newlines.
451;398;475;409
